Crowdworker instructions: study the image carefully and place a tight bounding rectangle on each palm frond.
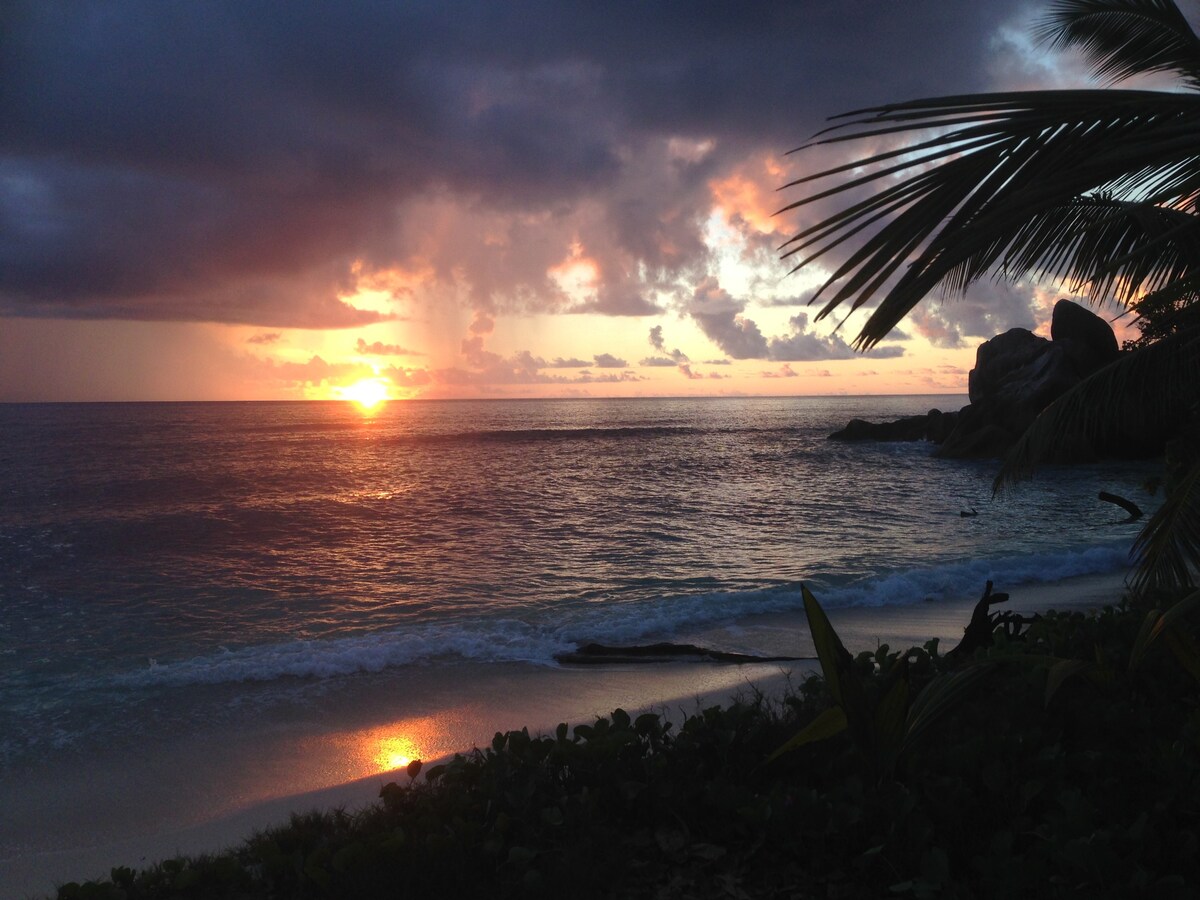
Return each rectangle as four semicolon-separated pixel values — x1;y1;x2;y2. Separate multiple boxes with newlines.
984;197;1200;304
1132;455;1200;594
1036;0;1200;89
780;90;1200;347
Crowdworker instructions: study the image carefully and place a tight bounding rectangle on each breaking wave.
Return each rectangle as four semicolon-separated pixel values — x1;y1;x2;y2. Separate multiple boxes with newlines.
116;541;1131;688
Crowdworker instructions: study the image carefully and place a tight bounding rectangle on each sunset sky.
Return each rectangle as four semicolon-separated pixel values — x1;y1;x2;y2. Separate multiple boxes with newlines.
0;1;1137;402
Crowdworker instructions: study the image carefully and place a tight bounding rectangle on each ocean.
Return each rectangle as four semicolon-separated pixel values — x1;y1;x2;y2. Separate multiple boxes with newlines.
0;395;1153;778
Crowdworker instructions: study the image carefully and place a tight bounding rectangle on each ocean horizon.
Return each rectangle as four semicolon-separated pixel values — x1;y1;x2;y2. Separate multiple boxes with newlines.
0;394;1156;892
1;394;1152;758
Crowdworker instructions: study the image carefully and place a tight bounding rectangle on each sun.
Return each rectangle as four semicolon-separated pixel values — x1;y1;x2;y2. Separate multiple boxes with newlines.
337;377;391;410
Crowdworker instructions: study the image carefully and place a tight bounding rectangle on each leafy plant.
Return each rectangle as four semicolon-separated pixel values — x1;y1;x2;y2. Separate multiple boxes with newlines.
769;584;994;780
46;594;1200;898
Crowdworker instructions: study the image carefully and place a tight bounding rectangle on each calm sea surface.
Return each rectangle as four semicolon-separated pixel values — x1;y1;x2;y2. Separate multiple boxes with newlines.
0;396;1153;767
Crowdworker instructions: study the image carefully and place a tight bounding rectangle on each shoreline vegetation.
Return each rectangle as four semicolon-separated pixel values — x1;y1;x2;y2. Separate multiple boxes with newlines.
46;577;1200;900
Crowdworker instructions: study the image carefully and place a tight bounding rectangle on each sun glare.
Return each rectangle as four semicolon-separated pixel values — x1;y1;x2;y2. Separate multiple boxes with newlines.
376;735;421;771
338;377;391;410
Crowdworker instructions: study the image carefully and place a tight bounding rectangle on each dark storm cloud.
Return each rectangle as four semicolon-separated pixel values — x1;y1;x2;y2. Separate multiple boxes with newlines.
0;0;1028;327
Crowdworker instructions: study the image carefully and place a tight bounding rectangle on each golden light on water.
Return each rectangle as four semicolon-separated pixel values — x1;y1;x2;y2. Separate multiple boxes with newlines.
376;734;421;771
323;714;467;777
301;711;474;788
337;377;391;411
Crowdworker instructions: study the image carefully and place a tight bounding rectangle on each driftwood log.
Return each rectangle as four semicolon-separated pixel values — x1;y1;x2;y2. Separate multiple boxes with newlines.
1098;491;1143;523
555;641;803;665
561;582;1042;666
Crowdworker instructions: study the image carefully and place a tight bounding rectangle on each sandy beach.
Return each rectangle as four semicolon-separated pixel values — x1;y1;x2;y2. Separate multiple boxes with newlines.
2;570;1128;899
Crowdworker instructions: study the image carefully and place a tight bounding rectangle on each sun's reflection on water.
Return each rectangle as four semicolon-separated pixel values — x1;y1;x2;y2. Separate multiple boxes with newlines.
376;733;421;771
316;712;471;781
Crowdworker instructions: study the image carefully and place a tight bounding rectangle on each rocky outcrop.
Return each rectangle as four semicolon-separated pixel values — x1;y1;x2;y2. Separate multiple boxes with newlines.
1052;297;1120;376
829;410;958;443
938;327;1080;458
829;299;1132;461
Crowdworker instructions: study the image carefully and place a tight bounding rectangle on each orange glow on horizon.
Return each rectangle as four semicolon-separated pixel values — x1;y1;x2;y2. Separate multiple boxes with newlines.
336;377;392;410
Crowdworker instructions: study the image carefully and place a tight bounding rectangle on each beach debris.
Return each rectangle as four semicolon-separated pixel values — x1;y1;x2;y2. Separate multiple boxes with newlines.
1098;490;1143;523
947;580;1039;660
554;641;803;666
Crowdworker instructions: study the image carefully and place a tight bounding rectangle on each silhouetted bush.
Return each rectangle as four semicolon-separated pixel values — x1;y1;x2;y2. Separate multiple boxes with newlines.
53;592;1200;899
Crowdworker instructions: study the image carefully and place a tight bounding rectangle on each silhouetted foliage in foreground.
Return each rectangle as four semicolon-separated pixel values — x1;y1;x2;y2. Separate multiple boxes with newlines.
55;590;1200;899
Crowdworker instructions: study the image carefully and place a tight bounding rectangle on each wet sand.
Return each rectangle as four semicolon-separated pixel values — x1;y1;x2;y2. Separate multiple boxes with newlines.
2;570;1129;899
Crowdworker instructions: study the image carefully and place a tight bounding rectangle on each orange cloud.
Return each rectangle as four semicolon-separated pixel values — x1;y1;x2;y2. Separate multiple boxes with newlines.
709;161;783;236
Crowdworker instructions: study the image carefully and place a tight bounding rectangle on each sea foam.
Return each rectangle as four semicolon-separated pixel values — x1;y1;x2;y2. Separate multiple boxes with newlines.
114;541;1131;689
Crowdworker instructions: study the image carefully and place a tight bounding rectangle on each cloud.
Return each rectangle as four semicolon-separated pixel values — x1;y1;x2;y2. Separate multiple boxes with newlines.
764;313;904;361
687;280;906;361
247;332;281;345
648;325;689;363
436;327;641;387
688;277;768;359
0;1;1032;331
265;355;363;386
671;361;726;381
908;281;1039;348
546;352;627;369
574;370;643;383
381;365;434;389
765;319;853;360
469;313;496;335
638;356;678;367
758;294;815;308
355;337;420;356
762;364;799;378
592;352;627;368
258;355;434;392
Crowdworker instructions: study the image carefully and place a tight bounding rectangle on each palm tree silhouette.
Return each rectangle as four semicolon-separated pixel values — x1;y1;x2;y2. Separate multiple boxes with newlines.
782;0;1199;595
